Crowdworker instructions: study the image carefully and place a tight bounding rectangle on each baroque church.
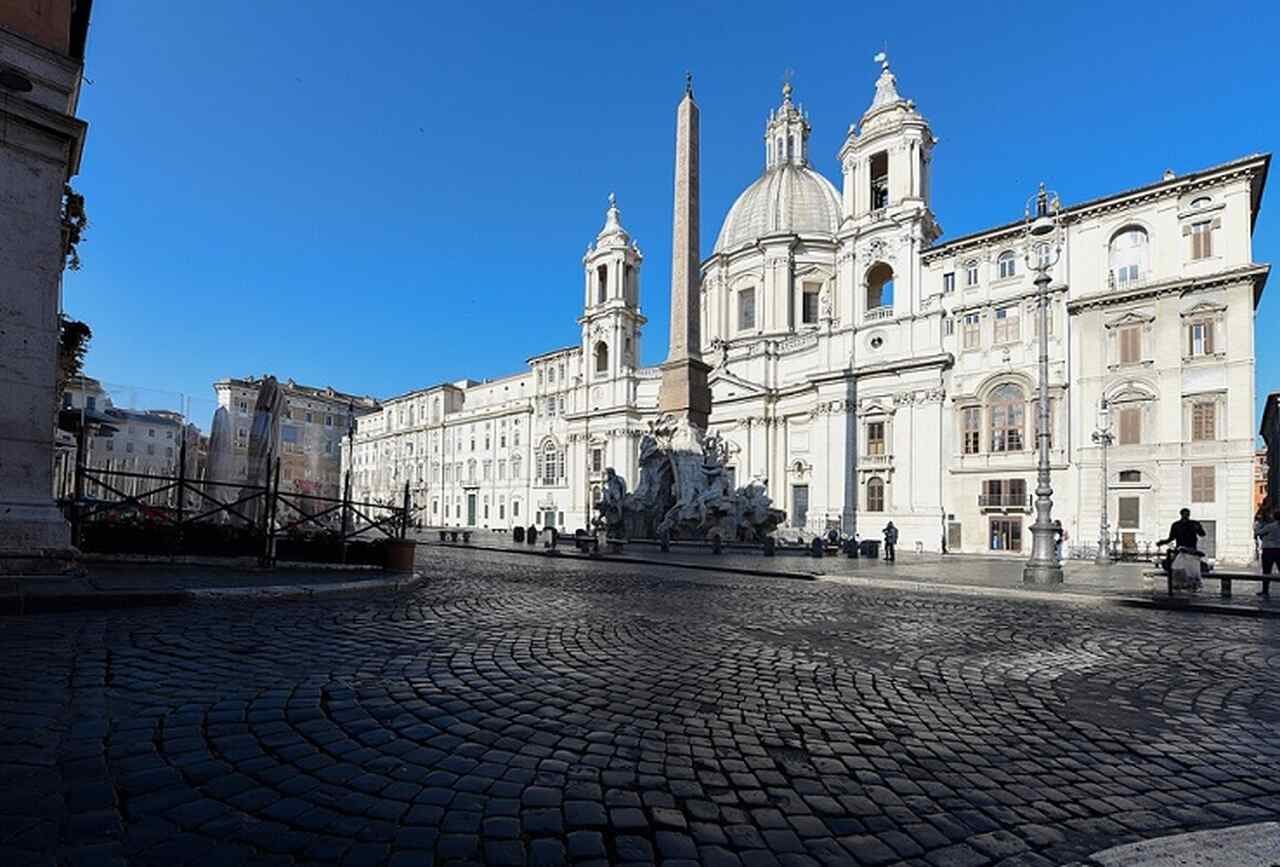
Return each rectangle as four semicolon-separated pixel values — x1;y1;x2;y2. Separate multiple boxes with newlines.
345;62;1269;563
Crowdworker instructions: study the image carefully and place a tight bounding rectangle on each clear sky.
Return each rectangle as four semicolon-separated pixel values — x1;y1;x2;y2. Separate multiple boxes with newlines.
67;0;1279;426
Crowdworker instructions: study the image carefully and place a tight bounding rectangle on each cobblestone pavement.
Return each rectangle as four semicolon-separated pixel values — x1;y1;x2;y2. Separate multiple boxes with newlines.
3;548;1280;866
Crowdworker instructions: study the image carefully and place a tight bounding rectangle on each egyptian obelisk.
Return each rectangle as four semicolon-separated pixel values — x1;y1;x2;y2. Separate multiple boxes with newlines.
658;74;713;432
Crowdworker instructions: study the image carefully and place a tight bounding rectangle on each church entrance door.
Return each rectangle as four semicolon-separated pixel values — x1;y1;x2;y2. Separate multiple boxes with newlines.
791;485;809;530
466;493;477;527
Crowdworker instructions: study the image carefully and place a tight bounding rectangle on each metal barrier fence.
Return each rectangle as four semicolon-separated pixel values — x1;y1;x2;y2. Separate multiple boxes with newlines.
60;435;414;565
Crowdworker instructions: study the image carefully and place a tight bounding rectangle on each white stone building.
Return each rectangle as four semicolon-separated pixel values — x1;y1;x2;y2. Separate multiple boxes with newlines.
346;64;1269;563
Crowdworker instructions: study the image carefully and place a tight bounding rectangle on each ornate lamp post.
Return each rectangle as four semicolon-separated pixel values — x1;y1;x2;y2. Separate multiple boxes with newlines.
1022;183;1064;585
1091;399;1113;565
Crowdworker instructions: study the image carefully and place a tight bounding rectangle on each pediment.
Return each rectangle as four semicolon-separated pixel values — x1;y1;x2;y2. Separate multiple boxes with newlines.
1104;309;1155;329
709;368;768;399
1180;300;1228;318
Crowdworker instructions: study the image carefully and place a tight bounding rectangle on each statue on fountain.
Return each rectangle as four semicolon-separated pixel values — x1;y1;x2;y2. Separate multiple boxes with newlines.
595;414;784;543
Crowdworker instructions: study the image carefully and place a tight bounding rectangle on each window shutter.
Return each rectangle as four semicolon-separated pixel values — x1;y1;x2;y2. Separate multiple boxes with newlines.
1203;322;1214;354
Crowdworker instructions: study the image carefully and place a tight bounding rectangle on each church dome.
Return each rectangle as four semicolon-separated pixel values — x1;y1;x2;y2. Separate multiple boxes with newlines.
713;164;841;253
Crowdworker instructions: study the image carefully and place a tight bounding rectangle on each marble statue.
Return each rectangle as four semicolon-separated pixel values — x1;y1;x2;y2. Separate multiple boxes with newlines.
597;413;784;543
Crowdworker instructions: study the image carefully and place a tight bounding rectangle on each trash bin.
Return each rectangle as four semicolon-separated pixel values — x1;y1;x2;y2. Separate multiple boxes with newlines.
860;539;880;559
513;526;525;543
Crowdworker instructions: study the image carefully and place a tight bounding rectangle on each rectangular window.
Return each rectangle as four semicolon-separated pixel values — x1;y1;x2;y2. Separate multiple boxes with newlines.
801;285;820;325
943;272;955;294
1118;496;1141;529
1191;466;1215;503
866;421;885;456
943;317;955;337
998;255;1016;280
982;478;1027;508
1189;320;1215;356
962;407;981;455
738;288;756;330
965;262;979;287
1119;325;1142;365
989;518;1022;552
1191;401;1216;441
1118;406;1141;445
962;313;981;350
591;448;603;472
993;306;1020;343
1190;221;1213;260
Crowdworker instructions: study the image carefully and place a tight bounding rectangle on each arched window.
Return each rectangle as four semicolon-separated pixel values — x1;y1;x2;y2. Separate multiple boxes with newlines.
866;477;885;512
997;250;1017;280
539;442;562;485
866;263;894;311
776;137;783;165
1109;226;1148;288
594;341;609;377
988;384;1026;452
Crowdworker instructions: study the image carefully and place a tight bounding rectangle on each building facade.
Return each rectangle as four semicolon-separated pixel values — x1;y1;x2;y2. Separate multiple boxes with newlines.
0;0;92;571
213;377;378;501
347;64;1269;563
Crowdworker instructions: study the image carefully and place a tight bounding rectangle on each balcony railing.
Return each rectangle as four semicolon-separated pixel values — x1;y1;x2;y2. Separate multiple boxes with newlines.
978;492;1033;511
860;453;891;467
864;306;893;322
1108;270;1148;291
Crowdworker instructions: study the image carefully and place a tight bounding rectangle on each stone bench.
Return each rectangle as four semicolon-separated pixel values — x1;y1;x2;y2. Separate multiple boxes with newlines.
1144;568;1272;598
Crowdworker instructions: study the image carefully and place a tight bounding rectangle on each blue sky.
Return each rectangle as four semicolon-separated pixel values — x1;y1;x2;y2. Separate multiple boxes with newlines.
68;0;1279;425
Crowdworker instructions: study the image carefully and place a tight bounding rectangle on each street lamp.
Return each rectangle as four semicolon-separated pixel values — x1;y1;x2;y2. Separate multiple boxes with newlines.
1091;399;1114;565
1022;183;1064;585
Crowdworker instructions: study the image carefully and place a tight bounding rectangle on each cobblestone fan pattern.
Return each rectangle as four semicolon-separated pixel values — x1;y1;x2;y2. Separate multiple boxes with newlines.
3;549;1280;866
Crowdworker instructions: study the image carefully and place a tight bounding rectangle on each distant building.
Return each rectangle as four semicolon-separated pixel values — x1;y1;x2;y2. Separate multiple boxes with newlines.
59;375;206;505
212;376;379;501
1256;449;1270;516
1262;392;1280;512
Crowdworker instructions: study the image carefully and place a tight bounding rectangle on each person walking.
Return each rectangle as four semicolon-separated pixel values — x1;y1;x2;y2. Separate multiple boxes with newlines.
883;521;898;563
1156;507;1206;583
1254;508;1280;597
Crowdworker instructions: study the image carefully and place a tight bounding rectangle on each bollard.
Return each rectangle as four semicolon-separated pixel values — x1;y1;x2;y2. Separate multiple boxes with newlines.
763;537;776;557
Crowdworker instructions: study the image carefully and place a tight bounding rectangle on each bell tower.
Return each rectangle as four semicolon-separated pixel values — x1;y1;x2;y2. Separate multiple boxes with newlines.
836;56;941;323
579;194;645;412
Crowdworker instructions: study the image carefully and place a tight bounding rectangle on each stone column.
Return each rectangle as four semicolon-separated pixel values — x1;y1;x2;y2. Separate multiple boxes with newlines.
0;14;91;575
658;78;712;431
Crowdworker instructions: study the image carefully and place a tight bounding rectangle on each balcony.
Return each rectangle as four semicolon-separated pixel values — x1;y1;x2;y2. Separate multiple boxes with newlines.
979;492;1033;512
1108;270;1148;292
860;453;892;468
864;306;893;323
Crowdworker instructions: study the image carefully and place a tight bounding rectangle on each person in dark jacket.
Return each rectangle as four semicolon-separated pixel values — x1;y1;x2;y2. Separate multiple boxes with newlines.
1157;507;1205;577
883;522;898;562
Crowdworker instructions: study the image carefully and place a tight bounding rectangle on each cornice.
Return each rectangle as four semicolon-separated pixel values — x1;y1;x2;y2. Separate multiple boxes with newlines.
1065;264;1269;314
922;154;1270;265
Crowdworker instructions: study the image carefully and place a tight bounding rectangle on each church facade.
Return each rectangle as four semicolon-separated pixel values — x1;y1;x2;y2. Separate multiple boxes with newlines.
345;64;1269;564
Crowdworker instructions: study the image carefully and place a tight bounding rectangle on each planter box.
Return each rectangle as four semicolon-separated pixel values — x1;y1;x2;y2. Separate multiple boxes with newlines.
384;539;417;572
